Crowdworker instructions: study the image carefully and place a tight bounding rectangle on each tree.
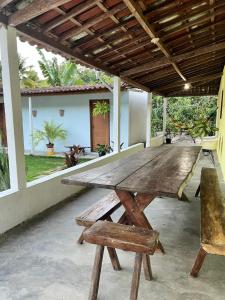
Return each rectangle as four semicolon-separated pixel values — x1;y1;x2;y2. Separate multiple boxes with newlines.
37;49;112;87
0;54;40;88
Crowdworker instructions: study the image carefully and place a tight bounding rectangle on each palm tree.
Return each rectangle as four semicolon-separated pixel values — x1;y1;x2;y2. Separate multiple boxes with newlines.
34;121;67;148
0;54;40;88
37;49;82;86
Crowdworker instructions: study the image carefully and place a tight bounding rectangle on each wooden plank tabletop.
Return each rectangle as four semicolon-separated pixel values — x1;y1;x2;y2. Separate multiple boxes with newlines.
62;145;201;197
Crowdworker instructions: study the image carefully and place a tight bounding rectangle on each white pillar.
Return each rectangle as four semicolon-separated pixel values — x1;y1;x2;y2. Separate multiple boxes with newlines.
0;25;26;190
113;76;121;152
146;92;153;148
28;97;34;155
163;97;167;135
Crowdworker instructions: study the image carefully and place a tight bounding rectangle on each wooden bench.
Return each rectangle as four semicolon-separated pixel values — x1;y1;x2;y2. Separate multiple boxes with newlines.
191;168;225;277
76;191;122;271
83;221;159;300
76;191;121;243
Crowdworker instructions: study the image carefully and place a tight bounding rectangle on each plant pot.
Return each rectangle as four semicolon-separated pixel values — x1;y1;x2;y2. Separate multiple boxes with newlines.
98;151;106;157
166;138;172;144
46;143;55;156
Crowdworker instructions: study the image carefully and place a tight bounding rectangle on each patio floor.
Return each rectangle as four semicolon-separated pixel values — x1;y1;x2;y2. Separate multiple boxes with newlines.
0;148;225;300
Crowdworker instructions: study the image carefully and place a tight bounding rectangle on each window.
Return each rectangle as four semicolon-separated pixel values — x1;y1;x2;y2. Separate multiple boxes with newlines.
220;90;224;119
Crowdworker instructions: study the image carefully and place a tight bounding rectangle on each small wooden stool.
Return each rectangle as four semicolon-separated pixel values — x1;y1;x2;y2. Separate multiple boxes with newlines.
83;221;159;300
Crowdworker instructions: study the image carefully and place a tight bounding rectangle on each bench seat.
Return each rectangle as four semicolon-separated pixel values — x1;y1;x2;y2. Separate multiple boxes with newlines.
191;168;225;277
84;220;159;254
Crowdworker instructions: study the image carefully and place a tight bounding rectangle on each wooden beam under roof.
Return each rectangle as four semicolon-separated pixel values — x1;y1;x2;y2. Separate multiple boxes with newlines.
60;2;126;42
14;22;150;92
42;0;99;33
0;0;13;9
9;0;71;26
122;0;187;82
121;40;225;77
154;73;222;92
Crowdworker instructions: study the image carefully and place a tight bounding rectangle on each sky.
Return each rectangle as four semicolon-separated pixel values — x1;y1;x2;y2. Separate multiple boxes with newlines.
16;38;65;79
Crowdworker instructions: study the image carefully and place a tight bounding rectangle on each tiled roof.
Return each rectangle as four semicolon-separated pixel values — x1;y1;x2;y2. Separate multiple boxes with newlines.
0;84;127;96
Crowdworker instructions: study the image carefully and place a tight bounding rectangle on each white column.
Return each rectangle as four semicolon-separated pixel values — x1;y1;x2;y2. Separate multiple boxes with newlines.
28;97;34;155
146;92;153;148
113;76;121;152
0;25;26;190
163;97;167;135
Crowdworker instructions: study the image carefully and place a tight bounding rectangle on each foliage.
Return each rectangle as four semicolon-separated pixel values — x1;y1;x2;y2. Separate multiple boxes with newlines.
0;148;10;192
93;101;110;118
34;121;67;146
166;96;218;138
96;144;111;155
151;95;163;137
0;54;40;88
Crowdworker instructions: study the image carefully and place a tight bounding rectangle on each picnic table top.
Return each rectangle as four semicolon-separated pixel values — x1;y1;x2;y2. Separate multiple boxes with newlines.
62;145;201;197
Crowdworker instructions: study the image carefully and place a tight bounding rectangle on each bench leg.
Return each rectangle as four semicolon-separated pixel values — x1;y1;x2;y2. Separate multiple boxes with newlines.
77;228;88;244
190;246;207;277
142;254;153;281
195;184;200;197
130;253;142;300
107;247;122;271
89;245;104;300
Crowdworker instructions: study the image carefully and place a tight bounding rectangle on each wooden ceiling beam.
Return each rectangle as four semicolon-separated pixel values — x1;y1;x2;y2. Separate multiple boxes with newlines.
155;73;222;92
122;0;187;82
121;40;225;77
60;3;126;41
0;0;13;9
15;23;150;92
9;0;72;26
42;0;99;33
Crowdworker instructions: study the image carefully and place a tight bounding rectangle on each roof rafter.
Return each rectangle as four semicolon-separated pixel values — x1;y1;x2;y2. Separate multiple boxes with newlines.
42;0;99;33
122;0;187;82
9;0;71;26
121;40;225;77
0;0;13;9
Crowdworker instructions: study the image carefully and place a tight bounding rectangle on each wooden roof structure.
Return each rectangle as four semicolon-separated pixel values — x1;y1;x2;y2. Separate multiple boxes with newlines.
0;0;225;96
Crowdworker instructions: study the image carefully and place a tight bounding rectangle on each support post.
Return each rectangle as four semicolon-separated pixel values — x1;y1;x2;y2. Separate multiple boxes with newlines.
113;76;121;152
0;25;26;190
146;92;152;148
28;97;34;155
163;97;167;136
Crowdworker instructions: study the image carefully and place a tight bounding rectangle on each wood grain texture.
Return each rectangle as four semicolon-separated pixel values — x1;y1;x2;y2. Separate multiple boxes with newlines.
83;221;159;254
62;145;201;197
200;168;225;254
75;191;121;227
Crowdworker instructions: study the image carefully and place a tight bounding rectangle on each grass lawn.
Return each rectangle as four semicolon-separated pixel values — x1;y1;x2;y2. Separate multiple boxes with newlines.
25;155;92;182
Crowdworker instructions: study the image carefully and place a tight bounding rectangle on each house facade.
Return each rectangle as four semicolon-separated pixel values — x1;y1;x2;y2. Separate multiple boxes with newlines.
0;85;148;153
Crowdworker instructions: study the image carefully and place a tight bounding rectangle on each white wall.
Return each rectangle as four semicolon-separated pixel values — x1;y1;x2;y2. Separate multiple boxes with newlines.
20;91;129;152
0;143;144;234
128;90;147;145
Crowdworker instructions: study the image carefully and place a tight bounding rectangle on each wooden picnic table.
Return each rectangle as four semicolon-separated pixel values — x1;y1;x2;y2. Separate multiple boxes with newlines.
62;145;201;253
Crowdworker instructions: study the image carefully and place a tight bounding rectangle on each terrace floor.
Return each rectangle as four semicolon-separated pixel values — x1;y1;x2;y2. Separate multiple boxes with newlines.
0;147;225;300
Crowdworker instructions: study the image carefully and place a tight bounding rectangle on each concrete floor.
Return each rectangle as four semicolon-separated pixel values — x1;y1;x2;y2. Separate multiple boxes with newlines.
0;150;225;300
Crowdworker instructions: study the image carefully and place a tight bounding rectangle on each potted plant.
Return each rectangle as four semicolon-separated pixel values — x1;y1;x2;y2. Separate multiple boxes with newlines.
92;101;110;118
165;129;172;144
96;144;111;157
34;121;67;155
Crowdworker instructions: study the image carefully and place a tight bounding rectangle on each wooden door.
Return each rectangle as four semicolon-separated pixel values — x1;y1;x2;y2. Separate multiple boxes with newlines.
90;100;110;151
0;104;7;146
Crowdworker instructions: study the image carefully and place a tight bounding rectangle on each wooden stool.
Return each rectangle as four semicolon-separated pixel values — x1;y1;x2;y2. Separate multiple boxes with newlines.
83;221;159;300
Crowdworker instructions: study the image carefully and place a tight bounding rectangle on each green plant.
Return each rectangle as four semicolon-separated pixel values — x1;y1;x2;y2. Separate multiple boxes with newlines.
0;148;10;192
188;117;218;140
96;144;111;156
92;101;110;118
34;121;67;147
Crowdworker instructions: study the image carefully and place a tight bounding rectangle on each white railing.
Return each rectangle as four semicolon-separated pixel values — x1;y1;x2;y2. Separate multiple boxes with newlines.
0;143;144;234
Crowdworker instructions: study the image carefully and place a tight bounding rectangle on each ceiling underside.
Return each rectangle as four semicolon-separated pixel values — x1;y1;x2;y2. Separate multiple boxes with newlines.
0;0;225;96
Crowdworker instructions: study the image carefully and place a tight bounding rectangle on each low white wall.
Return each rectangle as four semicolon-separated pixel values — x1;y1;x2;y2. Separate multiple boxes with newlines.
0;143;144;234
151;135;164;147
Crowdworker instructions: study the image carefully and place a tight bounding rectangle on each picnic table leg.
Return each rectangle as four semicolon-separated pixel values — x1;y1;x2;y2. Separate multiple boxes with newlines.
116;190;165;254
